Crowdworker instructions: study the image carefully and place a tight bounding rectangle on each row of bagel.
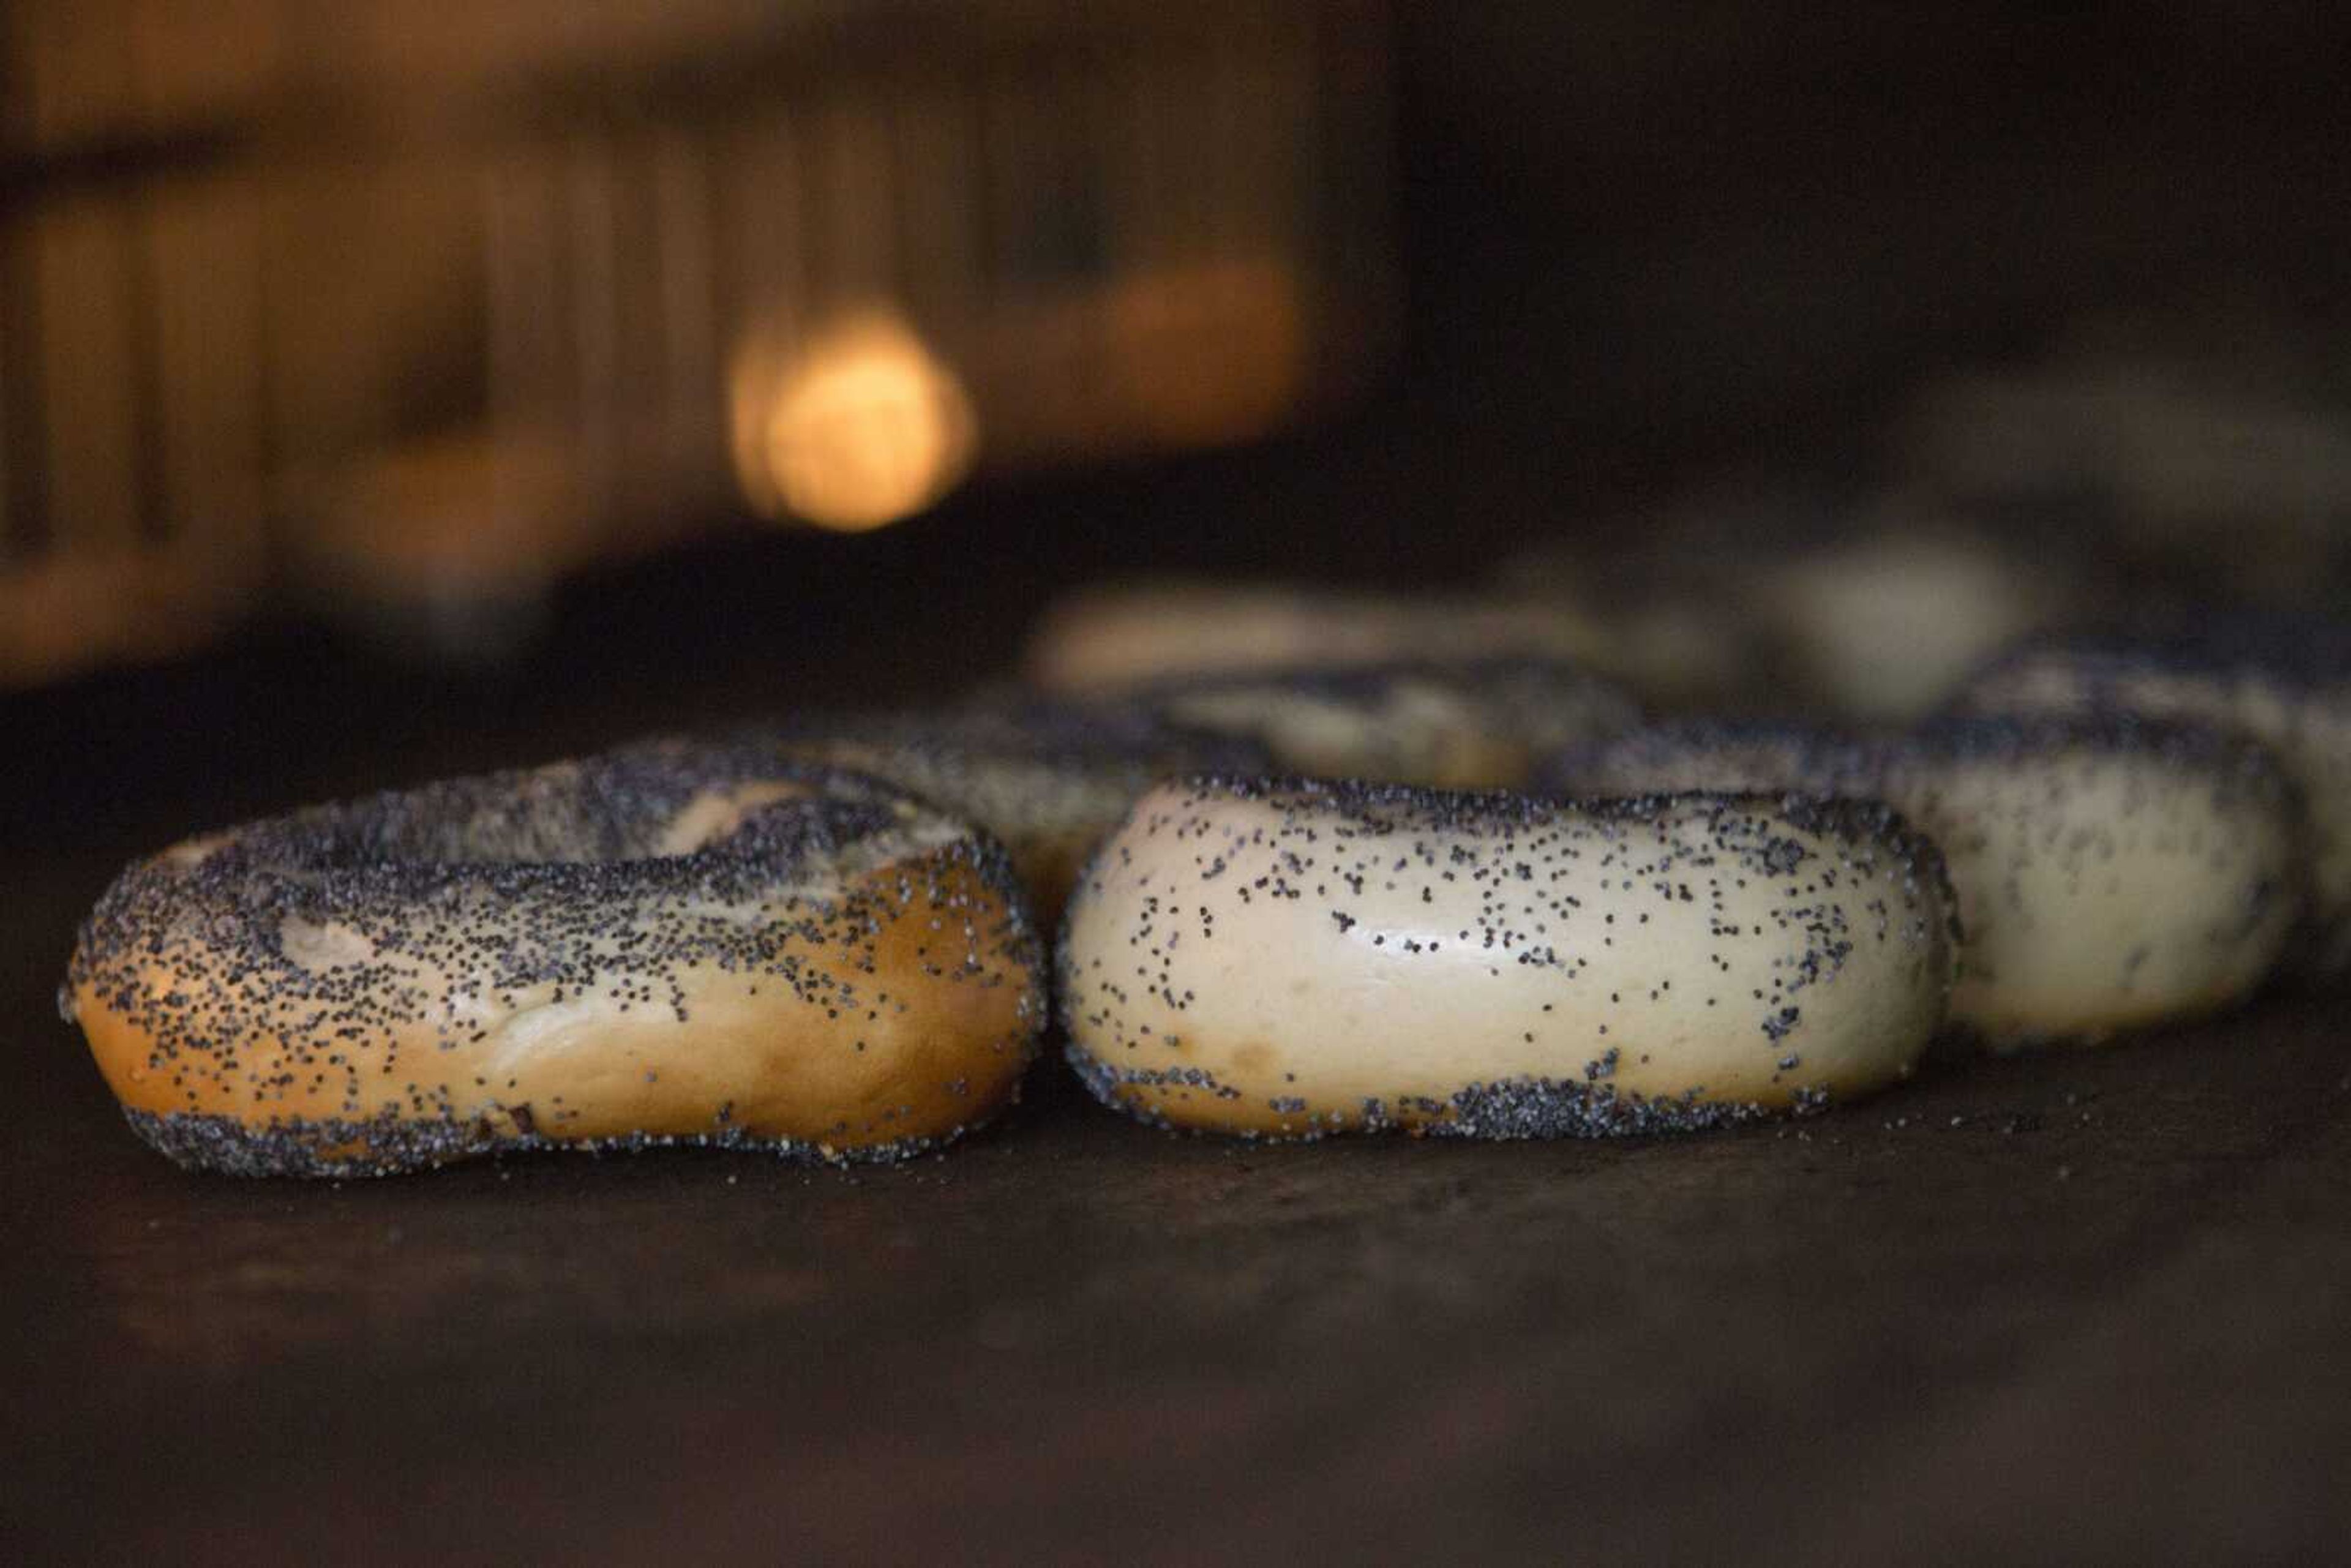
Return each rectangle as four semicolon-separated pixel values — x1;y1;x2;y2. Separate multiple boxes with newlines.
64;582;2349;1175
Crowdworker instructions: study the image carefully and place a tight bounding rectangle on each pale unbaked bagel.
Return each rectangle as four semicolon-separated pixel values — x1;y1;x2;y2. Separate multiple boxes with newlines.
1025;579;1607;693
1543;717;2301;1046
1060;779;1957;1139
1119;660;1641;789
63;747;1046;1176
739;705;1270;927
1757;527;2065;721
1954;621;2351;977
1499;511;2074;718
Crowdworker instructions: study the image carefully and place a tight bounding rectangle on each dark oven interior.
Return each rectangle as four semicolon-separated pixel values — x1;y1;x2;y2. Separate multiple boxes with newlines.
7;6;2349;1561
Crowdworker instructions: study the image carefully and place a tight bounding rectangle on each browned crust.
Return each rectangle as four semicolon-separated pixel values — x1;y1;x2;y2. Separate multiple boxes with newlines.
65;753;1046;1176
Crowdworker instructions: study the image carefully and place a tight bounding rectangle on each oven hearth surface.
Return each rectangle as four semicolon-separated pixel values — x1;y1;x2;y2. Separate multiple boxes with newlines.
8;835;2347;1561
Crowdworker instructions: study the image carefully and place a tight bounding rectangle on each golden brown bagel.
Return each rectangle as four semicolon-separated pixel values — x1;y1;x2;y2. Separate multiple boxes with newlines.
62;747;1045;1176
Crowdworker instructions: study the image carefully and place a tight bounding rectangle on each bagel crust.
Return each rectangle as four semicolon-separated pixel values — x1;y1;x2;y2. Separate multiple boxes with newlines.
62;749;1045;1176
1543;718;2301;1047
1059;779;1957;1139
1954;622;2351;977
740;704;1270;928
1123;659;1642;790
1025;581;1605;693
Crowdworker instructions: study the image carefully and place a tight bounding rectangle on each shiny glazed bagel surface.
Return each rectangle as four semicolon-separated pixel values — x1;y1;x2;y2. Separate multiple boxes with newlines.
1545;718;2301;1046
64;748;1046;1176
1955;624;2351;977
1060;779;1957;1139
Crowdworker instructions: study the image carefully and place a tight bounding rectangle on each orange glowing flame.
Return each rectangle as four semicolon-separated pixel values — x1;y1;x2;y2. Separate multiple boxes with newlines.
729;309;977;532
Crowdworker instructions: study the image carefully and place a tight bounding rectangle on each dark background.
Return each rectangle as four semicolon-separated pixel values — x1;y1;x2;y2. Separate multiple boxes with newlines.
12;6;2351;856
7;7;2350;1561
